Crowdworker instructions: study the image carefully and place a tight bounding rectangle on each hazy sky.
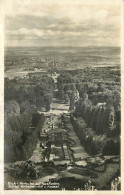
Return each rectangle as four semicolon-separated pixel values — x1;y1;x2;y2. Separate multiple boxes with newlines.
4;0;121;47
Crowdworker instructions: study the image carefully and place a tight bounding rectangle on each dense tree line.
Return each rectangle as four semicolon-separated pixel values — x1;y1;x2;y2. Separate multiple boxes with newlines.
57;75;80;110
71;115;120;156
57;69;120;109
57;68;120;137
5;73;54;111
4;73;54;162
57;67;120;155
4;104;45;162
74;93;120;137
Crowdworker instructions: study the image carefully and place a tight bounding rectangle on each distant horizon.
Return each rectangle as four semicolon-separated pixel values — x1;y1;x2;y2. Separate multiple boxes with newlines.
5;46;120;48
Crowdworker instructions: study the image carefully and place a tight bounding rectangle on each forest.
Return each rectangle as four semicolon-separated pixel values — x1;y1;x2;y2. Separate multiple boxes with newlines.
4;72;54;162
5;73;54;111
4;65;121;160
57;67;120;155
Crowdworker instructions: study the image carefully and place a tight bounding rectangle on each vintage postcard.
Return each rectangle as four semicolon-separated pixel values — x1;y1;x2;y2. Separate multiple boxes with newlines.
0;0;123;194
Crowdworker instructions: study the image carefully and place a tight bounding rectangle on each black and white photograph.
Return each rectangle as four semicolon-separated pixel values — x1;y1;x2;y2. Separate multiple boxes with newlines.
1;0;122;192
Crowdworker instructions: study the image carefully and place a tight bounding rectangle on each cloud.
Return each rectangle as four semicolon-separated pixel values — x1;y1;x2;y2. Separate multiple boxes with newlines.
4;0;121;47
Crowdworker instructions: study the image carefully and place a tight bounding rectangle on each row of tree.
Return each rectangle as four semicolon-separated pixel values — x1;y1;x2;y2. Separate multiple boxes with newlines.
71;115;120;155
57;69;120;155
57;71;120;137
75;93;120;137
4;103;45;162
